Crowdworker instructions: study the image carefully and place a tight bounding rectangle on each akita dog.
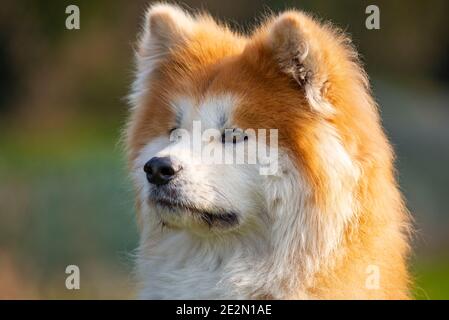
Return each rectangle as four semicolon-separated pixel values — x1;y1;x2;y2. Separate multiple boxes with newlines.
125;3;411;299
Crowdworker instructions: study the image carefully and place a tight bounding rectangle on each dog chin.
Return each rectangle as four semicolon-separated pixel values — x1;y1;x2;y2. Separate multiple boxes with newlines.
148;196;240;233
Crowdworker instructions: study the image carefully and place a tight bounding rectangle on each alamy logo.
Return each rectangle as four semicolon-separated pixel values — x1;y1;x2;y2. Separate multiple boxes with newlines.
365;264;380;290
169;121;279;175
65;265;80;290
365;5;380;30
65;5;80;30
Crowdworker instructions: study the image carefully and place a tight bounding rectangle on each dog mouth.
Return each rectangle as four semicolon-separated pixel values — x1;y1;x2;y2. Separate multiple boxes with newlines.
149;193;239;229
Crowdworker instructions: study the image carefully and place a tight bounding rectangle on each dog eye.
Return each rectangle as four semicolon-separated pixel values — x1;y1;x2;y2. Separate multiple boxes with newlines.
168;128;180;143
221;128;248;144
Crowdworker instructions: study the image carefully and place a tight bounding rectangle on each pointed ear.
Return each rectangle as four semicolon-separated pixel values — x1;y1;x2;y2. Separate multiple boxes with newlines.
266;12;333;114
129;4;195;107
137;3;195;60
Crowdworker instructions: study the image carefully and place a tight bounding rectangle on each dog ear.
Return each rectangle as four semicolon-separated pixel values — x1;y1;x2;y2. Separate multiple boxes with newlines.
129;4;195;107
266;12;333;114
137;3;195;59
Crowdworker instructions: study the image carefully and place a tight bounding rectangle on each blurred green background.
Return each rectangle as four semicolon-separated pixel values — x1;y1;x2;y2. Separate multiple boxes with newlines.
1;0;448;299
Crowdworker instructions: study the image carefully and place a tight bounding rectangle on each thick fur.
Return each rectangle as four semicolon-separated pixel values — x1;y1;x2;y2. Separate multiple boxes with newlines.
125;3;411;299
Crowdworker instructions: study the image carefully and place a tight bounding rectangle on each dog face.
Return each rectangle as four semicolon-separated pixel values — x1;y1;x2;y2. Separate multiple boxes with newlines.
126;4;363;238
131;93;268;234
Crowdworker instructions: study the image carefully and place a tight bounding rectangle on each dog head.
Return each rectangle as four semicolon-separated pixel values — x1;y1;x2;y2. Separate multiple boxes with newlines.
126;4;391;262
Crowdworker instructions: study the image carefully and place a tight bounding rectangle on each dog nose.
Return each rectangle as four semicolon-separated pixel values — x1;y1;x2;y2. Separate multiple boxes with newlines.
144;157;179;185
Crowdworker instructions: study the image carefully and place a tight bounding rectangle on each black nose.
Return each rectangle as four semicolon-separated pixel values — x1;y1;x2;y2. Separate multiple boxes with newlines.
143;157;179;185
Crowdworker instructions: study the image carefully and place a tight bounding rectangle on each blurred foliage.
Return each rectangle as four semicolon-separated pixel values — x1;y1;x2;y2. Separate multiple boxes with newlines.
413;258;449;300
0;123;138;299
0;0;448;299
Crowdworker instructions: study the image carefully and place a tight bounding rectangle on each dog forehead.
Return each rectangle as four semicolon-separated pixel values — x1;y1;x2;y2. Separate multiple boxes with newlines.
172;93;239;129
